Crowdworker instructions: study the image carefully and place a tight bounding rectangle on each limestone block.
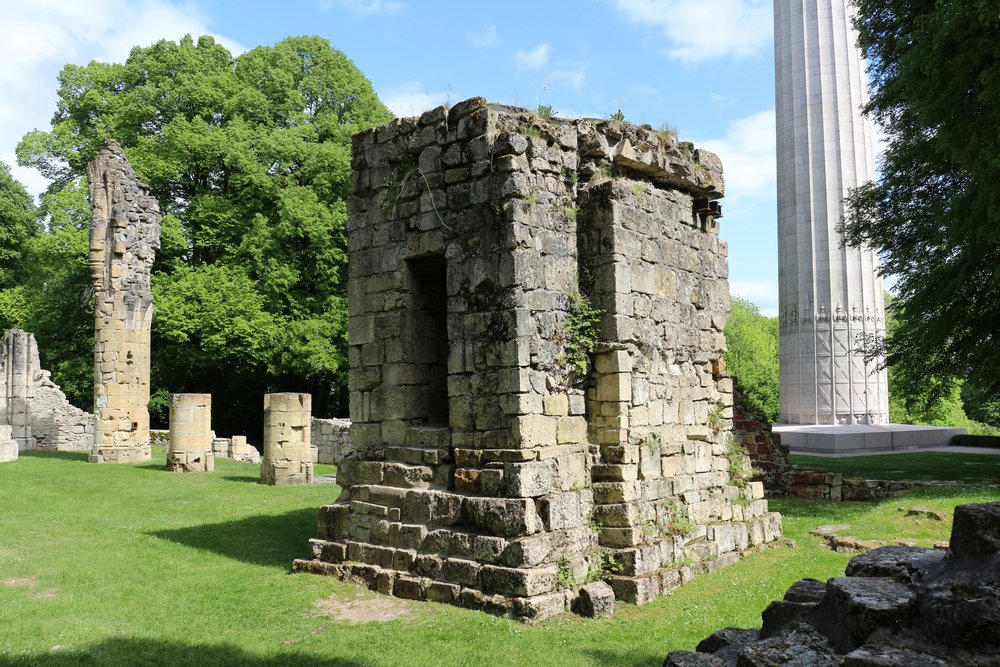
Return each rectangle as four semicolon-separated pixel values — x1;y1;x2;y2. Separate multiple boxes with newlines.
0;425;17;462
261;392;313;486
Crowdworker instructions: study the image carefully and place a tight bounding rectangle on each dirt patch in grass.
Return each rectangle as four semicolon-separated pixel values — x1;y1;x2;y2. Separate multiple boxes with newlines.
282;593;416;645
4;577;40;588
314;593;415;624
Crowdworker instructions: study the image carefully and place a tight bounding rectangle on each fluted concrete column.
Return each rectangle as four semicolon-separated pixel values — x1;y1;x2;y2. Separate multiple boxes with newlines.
166;393;214;472
260;393;313;485
774;0;889;425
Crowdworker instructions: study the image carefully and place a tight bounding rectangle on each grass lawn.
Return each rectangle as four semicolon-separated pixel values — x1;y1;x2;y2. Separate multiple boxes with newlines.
789;451;1000;484
1;449;995;666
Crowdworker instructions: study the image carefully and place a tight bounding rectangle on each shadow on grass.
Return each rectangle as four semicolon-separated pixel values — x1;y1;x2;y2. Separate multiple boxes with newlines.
148;508;318;568
585;647;666;667
221;474;261;483
19;451;89;462
0;637;365;667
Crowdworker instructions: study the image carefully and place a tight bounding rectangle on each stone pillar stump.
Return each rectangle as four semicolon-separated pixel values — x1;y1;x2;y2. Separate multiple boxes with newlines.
260;392;313;485
166;393;214;472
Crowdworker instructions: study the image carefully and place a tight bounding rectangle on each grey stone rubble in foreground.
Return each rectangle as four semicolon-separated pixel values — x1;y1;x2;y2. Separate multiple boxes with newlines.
292;97;783;622
664;501;1000;666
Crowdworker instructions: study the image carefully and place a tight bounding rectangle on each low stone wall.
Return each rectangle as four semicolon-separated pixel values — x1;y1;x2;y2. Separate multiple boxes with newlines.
311;417;352;464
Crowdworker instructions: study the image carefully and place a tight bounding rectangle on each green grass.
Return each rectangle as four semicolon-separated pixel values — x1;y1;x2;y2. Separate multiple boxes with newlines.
789;451;1000;484
0;449;993;666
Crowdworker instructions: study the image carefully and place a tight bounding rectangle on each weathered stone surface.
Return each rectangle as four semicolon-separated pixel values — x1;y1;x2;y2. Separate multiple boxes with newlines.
86;140;160;464
295;99;782;622
949;502;1000;557
671;502;1000;666
573;581;615;618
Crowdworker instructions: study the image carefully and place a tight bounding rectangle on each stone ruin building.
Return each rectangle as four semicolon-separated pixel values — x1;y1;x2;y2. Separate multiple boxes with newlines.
0;328;94;453
294;98;783;621
86;140;161;464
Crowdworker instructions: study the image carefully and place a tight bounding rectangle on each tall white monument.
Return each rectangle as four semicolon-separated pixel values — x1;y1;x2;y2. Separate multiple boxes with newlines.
774;0;889;426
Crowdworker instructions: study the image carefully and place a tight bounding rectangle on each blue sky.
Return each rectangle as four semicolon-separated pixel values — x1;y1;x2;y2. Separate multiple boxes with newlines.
1;0;782;313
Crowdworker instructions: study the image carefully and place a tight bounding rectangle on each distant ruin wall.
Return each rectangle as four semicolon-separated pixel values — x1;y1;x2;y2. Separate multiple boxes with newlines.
86;140;161;464
0;329;93;452
312;417;353;464
294;98;782;621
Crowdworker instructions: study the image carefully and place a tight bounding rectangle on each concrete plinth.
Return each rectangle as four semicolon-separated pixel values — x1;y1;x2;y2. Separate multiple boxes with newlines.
775;424;966;455
260;392;313;485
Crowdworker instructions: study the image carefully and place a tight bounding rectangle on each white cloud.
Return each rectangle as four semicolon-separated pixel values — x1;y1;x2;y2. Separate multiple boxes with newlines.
0;0;244;200
467;25;499;48
514;43;551;70
730;280;779;316
612;0;772;64
334;0;405;15
380;81;452;118
548;65;585;93
697;109;776;202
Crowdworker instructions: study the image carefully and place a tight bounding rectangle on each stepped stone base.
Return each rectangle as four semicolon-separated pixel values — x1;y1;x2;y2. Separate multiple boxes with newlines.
775;424;965;455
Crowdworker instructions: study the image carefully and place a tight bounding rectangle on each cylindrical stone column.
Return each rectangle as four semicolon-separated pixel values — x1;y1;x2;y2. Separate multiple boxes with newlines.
260;392;313;485
774;0;889;425
166;393;214;472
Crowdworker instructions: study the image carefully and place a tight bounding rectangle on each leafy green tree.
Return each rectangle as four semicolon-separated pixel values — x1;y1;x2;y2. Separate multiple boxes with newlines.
724;297;780;422
843;1;1000;400
17;34;392;435
0;162;39;331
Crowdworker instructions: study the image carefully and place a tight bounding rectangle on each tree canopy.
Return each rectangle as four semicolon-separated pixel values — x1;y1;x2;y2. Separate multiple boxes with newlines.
843;1;1000;399
724;297;780;423
16;34;393;435
0;162;39;331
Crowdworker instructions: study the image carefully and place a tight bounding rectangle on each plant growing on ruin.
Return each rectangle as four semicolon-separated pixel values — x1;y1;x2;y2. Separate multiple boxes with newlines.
638;432;661;454
519;124;544;139
536;104;554;119
725;434;763;494
662;502;694;537
586;548;624;583
560;204;578;220
610;109;626;122
560;291;603;377
556;557;578;590
707;403;725;433
561;165;578;187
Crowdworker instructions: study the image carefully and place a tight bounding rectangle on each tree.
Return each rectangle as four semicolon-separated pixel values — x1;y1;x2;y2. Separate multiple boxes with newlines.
724;297;780;422
843;1;1000;400
17;35;393;435
0;162;39;331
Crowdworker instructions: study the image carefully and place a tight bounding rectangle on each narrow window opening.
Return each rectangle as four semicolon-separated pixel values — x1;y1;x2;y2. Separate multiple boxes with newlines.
406;256;449;427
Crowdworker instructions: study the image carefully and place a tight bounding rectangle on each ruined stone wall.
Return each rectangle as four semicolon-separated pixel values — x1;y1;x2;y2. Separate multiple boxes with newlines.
312;417;353;464
86;140;161;464
294;98;782;621
0;329;93;452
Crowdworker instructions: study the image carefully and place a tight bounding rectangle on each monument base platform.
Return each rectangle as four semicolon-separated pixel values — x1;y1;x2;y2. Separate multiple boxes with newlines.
773;423;966;455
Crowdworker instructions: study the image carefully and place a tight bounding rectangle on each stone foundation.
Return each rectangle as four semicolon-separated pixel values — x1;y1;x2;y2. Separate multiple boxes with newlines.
86;140;161;464
0;329;94;452
261;393;313;485
166;393;214;472
293;99;782;621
